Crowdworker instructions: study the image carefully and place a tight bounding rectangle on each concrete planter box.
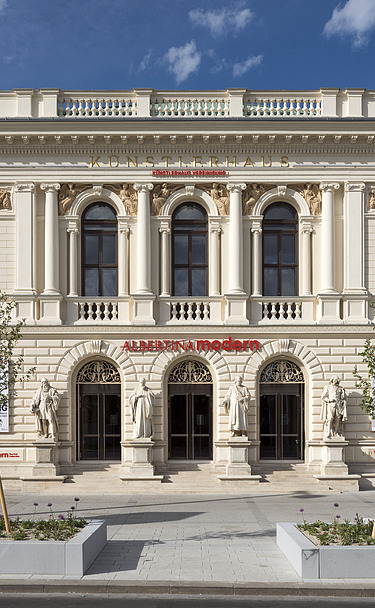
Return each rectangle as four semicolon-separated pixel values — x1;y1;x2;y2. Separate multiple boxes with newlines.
0;519;106;576
277;522;375;579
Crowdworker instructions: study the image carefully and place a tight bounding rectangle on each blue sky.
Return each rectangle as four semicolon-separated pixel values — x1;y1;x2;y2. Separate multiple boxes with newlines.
1;0;375;91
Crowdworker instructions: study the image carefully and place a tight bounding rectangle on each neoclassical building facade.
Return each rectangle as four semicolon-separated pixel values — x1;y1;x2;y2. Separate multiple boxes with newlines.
0;87;375;491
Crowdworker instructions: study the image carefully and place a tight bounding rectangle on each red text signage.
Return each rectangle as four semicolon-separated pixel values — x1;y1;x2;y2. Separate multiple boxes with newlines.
122;337;260;353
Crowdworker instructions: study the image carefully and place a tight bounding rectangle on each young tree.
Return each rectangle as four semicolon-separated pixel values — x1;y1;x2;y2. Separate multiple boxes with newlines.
353;338;375;417
0;291;35;413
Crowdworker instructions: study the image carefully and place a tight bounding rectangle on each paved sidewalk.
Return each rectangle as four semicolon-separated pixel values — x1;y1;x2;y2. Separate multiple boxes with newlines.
1;489;375;593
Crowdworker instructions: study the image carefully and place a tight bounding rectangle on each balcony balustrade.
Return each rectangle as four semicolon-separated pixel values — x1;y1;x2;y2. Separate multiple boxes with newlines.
1;88;371;119
252;297;315;324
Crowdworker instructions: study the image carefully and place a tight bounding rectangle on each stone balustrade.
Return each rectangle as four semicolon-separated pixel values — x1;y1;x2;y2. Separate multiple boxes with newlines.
257;297;315;324
244;95;321;117
0;88;373;119
57;96;136;117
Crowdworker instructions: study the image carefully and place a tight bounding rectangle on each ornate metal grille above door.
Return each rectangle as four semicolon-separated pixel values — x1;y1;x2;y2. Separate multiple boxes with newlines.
168;360;212;384
77;360;121;384
260;360;304;384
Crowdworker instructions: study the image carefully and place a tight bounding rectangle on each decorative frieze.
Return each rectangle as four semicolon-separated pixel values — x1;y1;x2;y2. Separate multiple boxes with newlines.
59;184;92;215
290;183;322;215
105;183;138;215
0;189;11;210
242;184;273;215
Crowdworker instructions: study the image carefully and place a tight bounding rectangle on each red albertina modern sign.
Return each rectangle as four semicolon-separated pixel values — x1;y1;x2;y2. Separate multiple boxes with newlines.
122;337;260;352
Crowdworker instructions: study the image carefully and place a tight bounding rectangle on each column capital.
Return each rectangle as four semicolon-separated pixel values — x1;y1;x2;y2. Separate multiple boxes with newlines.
227;182;246;193
40;183;60;193
15;183;35;192
159;226;170;234
250;218;262;233
134;183;154;193
67;227;79;235
319;182;340;193
159;218;171;233
344;182;366;192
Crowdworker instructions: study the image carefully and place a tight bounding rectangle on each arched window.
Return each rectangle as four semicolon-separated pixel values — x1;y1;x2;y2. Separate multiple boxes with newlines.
172;203;208;296
82;203;117;296
263;202;298;297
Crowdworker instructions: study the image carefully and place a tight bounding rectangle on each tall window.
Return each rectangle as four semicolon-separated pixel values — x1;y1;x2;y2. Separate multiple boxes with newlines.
172;203;208;296
82;203;117;296
263;202;298;297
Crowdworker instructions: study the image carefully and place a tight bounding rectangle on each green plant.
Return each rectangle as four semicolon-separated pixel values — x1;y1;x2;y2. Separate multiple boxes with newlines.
0;499;87;541
0;291;35;411
297;505;375;546
353;337;375;417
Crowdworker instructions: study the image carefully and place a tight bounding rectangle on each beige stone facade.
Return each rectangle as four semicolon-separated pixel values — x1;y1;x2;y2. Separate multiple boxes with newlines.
0;87;375;491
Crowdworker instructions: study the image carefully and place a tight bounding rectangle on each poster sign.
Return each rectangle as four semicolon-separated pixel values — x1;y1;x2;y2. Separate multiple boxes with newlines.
0;363;8;432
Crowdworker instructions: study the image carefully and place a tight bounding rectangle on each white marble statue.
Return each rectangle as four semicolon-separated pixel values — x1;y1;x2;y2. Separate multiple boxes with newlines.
30;378;60;440
222;376;250;437
320;376;348;438
129;377;154;439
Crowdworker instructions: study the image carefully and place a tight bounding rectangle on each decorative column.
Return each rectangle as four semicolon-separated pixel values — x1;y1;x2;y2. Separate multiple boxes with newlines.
300;220;313;296
320;182;339;293
14;183;36;323
132;183;155;325
342;182;368;323
209;222;221;297
224;183;248;325
227;183;246;294
118;220;129;296
39;183;62;324
159;220;171;297
67;221;79;297
41;183;60;294
318;182;341;324
251;219;262;297
134;183;153;294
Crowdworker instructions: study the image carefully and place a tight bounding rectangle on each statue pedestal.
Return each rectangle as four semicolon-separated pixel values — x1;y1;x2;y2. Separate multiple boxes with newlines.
314;437;360;491
121;438;164;482
20;438;67;485
218;437;261;483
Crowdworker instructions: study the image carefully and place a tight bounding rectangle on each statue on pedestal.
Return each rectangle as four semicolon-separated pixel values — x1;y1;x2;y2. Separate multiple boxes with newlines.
222;376;250;437
320;376;348;438
30;378;60;440
129;378;154;439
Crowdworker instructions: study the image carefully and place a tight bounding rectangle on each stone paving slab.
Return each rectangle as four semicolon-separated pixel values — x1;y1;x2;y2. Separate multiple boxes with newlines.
1;490;375;590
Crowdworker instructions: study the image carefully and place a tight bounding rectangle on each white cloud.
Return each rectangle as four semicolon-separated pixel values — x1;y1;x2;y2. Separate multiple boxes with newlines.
139;52;152;72
0;0;7;13
233;54;263;77
189;7;254;37
323;0;375;47
163;40;201;84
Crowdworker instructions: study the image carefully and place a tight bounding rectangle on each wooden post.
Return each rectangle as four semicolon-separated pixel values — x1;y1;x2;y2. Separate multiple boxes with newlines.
372;520;375;539
0;475;10;533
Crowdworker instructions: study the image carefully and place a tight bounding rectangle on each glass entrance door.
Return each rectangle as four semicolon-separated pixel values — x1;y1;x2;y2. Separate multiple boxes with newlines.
169;386;212;459
260;384;304;460
78;384;121;460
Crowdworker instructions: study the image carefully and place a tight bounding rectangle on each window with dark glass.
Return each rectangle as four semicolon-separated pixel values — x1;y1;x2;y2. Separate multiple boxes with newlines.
172;203;208;296
262;202;298;297
82;203;117;296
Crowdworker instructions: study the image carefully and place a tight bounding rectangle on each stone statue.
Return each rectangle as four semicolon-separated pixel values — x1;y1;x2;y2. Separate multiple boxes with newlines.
320;376;348;439
211;183;229;215
242;184;266;215
0;190;11;210
30;378;60;440
59;184;91;214
222;376;250;437
369;188;375;211
301;183;322;216
118;183;138;215
129;377;154;439
151;183;170;215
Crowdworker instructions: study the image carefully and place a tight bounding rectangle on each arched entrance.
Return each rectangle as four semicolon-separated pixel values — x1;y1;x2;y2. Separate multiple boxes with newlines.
76;360;121;461
168;360;213;460
259;360;305;460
